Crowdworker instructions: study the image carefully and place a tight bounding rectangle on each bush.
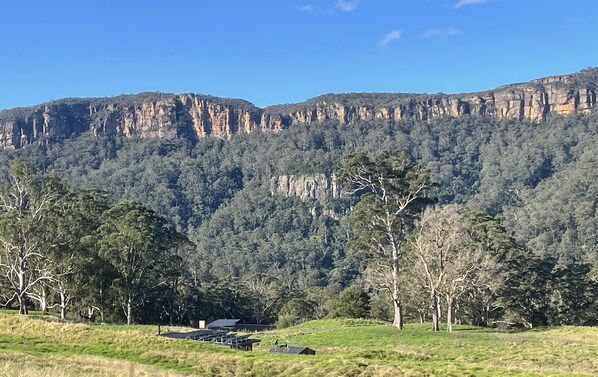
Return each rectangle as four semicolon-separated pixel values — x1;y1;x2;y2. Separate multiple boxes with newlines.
328;286;370;319
276;314;298;329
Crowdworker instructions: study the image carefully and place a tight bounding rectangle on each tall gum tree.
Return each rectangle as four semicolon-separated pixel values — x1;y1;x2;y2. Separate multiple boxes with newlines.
340;150;432;329
411;205;503;332
0;161;65;315
95;201;183;325
46;189;110;321
410;205;465;331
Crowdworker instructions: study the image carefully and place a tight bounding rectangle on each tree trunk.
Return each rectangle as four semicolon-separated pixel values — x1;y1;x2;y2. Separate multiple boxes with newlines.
391;242;403;329
431;291;440;331
398;304;403;329
86;306;94;323
126;295;133;325
18;269;28;315
40;285;49;314
446;296;453;332
18;295;29;315
392;297;403;329
59;291;67;321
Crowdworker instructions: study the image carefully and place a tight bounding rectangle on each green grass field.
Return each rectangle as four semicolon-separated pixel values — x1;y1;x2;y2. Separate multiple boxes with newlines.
0;313;596;376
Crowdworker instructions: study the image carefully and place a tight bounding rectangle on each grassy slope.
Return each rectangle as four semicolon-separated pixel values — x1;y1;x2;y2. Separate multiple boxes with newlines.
1;314;597;376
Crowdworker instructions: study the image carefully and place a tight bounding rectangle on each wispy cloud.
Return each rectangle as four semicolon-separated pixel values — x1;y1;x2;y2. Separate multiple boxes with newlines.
379;30;402;47
337;0;359;12
420;27;460;39
296;4;314;13
454;0;490;9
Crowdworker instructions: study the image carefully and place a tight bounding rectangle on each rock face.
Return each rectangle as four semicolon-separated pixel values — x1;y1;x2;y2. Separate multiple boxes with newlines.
262;71;597;129
1;69;597;148
270;174;341;202
0;93;263;148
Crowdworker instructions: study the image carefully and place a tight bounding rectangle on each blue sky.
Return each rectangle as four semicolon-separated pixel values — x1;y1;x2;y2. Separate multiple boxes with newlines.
1;0;596;109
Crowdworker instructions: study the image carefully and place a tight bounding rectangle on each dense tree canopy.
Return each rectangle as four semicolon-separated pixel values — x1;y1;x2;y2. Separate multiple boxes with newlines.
0;107;595;327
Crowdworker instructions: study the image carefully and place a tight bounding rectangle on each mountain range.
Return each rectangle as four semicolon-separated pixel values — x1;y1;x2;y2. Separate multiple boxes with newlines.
1;68;597;148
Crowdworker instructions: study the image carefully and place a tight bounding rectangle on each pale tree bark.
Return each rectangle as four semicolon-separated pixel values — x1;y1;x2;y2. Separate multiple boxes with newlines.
28;280;56;315
391;254;403;328
410;205;464;331
126;294;133;325
59;290;68;321
411;205;503;332
49;253;78;321
443;243;497;332
446;296;454;332
1;242;52;315
0;162;64;315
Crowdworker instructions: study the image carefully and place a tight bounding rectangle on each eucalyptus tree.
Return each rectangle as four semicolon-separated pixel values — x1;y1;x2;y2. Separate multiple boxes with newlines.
0;161;66;314
46;189;110;320
411;205;503;331
27;178;74;315
410;205;465;331
340;150;432;329
95;200;183;325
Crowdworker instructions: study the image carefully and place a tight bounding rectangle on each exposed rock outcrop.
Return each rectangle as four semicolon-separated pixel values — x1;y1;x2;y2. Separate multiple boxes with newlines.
270;174;341;202
1;69;597;148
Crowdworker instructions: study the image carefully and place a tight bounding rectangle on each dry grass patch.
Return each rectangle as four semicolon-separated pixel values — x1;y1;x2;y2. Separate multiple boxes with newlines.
0;353;189;377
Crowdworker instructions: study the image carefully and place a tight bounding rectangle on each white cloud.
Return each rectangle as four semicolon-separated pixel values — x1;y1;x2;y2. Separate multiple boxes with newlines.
454;0;490;9
337;0;359;12
420;27;460;39
296;4;314;12
379;30;402;47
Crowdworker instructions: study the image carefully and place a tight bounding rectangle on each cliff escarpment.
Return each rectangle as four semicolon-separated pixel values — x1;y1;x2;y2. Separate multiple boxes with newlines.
263;69;597;128
0;93;263;148
1;69;597;148
270;174;342;202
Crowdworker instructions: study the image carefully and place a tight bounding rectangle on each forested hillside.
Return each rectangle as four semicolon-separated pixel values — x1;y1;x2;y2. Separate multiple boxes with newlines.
0;74;596;327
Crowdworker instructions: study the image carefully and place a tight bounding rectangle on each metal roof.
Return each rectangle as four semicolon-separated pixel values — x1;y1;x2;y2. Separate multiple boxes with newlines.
207;319;240;328
269;344;316;355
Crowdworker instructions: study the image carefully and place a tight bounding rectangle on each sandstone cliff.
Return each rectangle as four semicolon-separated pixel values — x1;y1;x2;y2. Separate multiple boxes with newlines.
1;69;596;148
270;174;342;202
263;69;597;128
0;93;265;148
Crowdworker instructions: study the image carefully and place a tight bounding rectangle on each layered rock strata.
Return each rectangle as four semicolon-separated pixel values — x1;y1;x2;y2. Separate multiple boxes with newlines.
1;70;596;148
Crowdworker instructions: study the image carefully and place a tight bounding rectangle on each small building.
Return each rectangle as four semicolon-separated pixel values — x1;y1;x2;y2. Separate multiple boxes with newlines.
269;344;316;355
207;319;276;331
206;319;241;330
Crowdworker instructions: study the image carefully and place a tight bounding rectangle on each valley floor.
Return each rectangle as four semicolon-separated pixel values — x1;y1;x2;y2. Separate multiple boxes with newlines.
1;314;597;376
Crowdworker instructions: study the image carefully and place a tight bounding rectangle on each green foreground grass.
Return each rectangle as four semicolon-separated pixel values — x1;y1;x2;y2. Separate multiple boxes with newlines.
0;314;596;377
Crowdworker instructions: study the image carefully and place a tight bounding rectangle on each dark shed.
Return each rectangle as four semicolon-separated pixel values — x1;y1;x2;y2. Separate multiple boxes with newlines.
269;344;316;355
206;319;276;332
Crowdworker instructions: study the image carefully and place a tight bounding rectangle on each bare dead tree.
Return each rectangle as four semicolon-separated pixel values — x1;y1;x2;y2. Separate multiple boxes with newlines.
0;161;64;315
410;205;503;332
410;205;465;331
